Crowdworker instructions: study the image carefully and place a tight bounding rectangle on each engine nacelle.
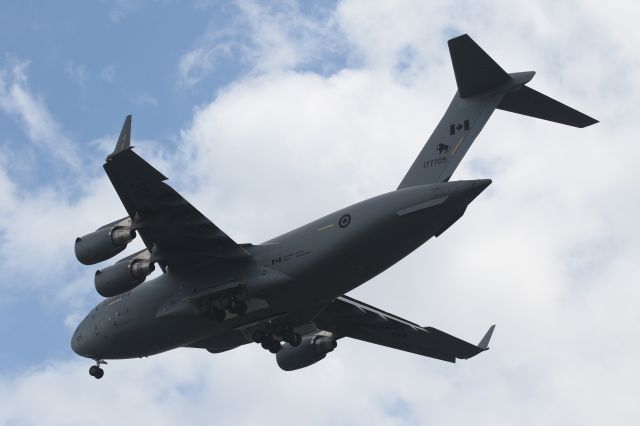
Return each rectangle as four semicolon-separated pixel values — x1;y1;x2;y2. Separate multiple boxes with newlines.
75;217;135;265
276;334;337;371
94;258;155;297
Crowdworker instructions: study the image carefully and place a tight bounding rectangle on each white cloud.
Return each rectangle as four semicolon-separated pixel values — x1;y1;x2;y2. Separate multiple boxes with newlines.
107;0;150;23
172;1;639;423
0;59;80;170
178;0;344;86
2;0;640;424
0;155;16;214
0;62;123;294
179;68;440;241
131;93;158;107
233;0;342;73
0;350;427;426
64;60;89;90
178;42;234;87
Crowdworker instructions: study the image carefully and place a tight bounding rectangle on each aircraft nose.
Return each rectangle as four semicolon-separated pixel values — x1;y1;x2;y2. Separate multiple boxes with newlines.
71;324;92;357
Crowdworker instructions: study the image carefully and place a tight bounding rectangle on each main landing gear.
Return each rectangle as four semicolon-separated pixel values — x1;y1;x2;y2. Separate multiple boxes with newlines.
220;296;247;315
203;296;247;321
89;360;107;379
204;301;226;322
252;324;301;354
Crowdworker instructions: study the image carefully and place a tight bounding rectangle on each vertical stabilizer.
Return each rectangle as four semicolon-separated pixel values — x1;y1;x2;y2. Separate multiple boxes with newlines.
449;35;510;98
397;35;597;189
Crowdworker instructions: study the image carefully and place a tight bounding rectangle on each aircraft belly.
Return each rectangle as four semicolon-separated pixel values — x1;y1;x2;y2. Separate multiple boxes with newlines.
342;209;440;281
88;182;482;360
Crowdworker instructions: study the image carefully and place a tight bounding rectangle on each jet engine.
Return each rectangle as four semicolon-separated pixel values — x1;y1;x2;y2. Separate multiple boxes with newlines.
75;217;135;265
276;333;337;371
94;251;155;297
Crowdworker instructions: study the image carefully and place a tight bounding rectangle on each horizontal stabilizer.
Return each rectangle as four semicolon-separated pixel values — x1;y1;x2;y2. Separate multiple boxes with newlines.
497;86;598;127
448;34;511;98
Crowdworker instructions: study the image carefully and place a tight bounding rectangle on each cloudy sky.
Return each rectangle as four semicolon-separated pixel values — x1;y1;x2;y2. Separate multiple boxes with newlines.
1;0;639;424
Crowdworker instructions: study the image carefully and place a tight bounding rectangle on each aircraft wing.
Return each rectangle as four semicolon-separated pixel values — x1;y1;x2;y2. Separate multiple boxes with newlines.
102;115;250;271
314;295;494;363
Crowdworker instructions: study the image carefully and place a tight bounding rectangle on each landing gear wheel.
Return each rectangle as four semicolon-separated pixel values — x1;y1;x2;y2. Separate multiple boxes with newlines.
89;365;104;379
289;333;302;347
268;340;282;354
261;340;271;350
94;368;104;379
273;324;286;337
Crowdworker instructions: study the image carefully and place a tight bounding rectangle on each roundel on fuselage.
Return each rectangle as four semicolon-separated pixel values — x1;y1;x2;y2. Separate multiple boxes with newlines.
338;214;351;228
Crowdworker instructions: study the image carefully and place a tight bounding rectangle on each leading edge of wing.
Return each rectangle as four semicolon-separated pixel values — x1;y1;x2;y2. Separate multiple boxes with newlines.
102;115;250;269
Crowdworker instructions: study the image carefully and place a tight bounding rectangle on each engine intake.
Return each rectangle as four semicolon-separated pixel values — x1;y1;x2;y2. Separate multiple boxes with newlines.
276;333;337;371
95;257;155;298
75;217;135;265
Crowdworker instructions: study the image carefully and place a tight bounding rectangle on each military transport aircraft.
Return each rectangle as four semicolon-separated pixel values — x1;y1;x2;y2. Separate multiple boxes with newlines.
71;34;596;379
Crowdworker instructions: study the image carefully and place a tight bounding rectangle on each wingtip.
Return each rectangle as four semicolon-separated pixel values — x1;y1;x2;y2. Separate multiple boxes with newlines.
579;117;599;128
108;114;133;159
478;324;495;350
447;33;470;44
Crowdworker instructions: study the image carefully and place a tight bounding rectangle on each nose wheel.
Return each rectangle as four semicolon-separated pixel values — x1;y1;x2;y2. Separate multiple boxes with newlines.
89;360;107;379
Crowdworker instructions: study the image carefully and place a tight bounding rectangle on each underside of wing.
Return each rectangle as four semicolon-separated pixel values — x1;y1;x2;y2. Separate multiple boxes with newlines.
314;295;494;363
103;115;250;271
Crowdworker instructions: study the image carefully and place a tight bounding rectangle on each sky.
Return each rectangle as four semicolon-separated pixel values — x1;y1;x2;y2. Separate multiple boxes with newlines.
0;0;639;424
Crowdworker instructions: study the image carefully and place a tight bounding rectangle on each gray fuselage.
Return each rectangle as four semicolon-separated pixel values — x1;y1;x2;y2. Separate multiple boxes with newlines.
71;179;490;360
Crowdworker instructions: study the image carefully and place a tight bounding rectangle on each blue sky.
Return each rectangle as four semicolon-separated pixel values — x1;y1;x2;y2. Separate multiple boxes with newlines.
0;1;233;371
2;1;233;139
1;1;639;425
0;0;347;372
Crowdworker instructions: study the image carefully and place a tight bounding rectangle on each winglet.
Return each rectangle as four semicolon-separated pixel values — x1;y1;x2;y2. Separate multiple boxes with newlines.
108;115;132;159
478;324;495;350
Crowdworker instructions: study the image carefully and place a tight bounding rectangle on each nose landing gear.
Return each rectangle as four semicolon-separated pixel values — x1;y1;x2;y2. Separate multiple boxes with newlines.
89;360;107;379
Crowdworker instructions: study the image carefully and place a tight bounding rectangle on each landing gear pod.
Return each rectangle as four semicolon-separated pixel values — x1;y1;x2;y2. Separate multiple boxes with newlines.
276;333;337;371
75;217;135;265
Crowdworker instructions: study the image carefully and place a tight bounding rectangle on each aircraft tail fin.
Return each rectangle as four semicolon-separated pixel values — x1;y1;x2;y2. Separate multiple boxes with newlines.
397;35;597;189
449;35;510;98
